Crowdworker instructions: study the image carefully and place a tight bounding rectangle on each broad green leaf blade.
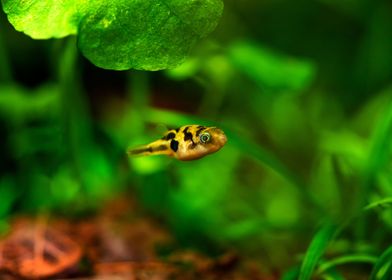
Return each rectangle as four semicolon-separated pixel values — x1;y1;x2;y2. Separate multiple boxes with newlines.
2;0;223;70
78;0;224;70
1;0;79;38
370;246;392;280
299;223;338;280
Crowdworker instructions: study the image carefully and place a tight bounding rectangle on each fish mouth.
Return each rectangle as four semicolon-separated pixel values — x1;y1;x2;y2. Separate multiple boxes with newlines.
212;128;227;146
219;132;227;145
206;127;227;147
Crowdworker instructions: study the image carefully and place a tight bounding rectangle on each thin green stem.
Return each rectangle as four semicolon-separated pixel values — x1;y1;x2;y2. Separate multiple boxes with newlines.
57;37;90;184
127;70;150;135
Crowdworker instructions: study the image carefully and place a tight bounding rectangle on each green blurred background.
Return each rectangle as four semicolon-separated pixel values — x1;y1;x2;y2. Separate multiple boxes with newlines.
1;0;392;278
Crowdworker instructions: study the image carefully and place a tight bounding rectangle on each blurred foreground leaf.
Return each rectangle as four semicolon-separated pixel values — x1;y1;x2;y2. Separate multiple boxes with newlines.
2;0;223;70
318;254;377;274
299;223;338;280
370;246;392;280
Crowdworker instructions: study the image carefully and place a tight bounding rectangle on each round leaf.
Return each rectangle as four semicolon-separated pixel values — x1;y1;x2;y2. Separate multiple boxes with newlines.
2;0;223;70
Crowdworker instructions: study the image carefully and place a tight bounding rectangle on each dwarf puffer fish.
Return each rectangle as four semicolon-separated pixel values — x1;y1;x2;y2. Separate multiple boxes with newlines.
127;125;227;161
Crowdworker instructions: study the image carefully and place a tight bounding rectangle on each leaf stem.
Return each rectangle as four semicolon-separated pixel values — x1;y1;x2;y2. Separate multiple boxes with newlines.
127;71;150;135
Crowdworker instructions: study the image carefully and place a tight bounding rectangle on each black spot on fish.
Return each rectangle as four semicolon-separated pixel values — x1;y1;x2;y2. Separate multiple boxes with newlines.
183;126;194;142
154;144;168;152
196;126;205;137
162;132;175;140
170;140;179;152
189;142;197;149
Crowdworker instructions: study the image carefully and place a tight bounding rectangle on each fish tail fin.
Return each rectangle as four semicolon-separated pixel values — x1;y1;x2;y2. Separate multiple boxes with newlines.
127;145;153;157
127;140;172;158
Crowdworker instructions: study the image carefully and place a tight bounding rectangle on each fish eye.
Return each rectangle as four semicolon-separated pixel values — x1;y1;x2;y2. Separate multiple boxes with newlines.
199;132;211;144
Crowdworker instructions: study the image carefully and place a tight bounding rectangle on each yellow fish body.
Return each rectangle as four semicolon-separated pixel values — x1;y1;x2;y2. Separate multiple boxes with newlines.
127;125;227;161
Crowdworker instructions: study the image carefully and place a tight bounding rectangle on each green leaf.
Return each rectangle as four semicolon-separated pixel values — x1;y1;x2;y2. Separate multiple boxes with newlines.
370;246;392;280
228;41;315;92
1;0;79;38
364;198;392;211
318;254;377;274
2;0;223;70
299;223;338;280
